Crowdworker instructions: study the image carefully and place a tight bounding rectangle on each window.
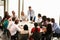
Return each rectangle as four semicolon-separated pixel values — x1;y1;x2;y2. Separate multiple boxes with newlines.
8;0;18;17
0;0;4;18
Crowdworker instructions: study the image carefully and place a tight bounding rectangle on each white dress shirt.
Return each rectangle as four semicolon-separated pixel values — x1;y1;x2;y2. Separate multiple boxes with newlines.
28;10;35;20
7;23;21;36
7;21;14;29
36;17;42;23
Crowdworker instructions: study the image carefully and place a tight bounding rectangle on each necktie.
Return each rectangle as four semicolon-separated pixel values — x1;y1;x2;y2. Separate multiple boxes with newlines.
30;11;31;17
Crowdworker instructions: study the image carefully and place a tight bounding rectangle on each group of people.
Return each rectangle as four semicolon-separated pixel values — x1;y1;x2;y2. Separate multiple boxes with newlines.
0;6;60;40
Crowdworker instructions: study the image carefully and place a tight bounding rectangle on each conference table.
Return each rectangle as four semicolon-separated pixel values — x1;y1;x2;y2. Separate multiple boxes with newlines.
19;21;45;36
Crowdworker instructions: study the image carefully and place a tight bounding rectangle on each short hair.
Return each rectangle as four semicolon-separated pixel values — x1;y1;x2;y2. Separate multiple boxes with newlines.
47;24;52;27
24;25;28;30
29;6;31;8
12;17;16;21
34;23;38;28
15;19;19;24
51;18;55;23
5;11;8;15
7;15;11;20
46;18;50;22
5;11;9;18
47;24;52;32
38;14;41;17
42;16;47;21
12;11;15;14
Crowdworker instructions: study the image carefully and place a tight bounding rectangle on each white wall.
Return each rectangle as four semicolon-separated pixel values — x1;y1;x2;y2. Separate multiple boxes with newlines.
2;0;59;25
0;0;4;18
8;0;18;16
24;0;60;25
0;6;4;18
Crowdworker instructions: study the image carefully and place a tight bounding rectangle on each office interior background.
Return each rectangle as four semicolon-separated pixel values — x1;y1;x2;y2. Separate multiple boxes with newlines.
0;0;60;26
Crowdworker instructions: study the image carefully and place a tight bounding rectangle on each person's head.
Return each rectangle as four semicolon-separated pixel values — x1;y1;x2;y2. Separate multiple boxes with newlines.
24;25;28;30
21;12;24;16
5;11;9;18
51;18;55;23
38;13;41;18
34;23;38;28
29;6;32;11
15;19;19;24
47;24;52;27
5;11;8;15
47;24;52;30
12;11;15;15
46;18;50;22
7;16;11;21
42;16;47;21
12;17;16;21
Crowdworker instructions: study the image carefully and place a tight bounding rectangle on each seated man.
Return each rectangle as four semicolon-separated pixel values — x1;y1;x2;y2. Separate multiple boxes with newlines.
46;18;51;24
8;19;21;40
51;18;60;38
36;13;42;23
41;16;47;26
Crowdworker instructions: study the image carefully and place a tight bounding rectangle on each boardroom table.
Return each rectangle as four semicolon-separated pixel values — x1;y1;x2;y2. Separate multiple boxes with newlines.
18;21;46;36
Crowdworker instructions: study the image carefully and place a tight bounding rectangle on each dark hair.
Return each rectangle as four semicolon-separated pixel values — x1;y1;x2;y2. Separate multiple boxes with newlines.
46;24;52;33
12;17;16;21
7;16;11;20
15;20;19;24
38;14;41;17
34;23;38;28
46;18;50;22
42;16;47;21
51;18;55;23
24;25;28;30
5;11;8;16
29;6;31;8
47;24;52;27
4;11;9;18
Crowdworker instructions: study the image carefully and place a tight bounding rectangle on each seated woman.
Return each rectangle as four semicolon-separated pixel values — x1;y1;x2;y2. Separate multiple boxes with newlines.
30;23;40;40
20;24;29;40
21;12;27;21
45;24;52;40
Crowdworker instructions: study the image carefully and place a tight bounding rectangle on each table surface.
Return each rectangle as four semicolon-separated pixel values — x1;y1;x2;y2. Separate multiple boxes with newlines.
19;21;45;35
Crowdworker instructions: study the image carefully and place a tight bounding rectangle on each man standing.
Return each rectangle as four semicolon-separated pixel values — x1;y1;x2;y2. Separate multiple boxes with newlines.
28;6;35;21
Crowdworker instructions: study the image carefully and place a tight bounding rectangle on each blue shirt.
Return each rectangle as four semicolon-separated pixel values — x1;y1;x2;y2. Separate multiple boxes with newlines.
52;23;60;33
